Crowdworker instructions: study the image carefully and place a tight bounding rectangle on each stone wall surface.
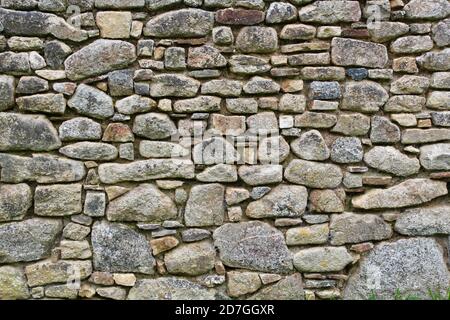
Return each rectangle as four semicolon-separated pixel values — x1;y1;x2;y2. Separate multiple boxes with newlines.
0;0;449;300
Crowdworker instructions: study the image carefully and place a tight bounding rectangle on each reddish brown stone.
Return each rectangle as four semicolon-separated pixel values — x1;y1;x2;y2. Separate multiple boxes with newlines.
362;176;392;186
430;171;450;180
350;242;374;253
216;9;265;25
102;123;134;142
341;29;370;38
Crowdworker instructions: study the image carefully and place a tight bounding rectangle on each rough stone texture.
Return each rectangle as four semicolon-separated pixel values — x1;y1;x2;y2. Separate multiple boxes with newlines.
352;179;448;209
330;213;393;245
64;40;136;80
214;222;293;273
344;238;450;300
92;221;155;275
395;206;450;236
106;184;177;222
246;185;308;218
0;219;62;263
1;0;450;301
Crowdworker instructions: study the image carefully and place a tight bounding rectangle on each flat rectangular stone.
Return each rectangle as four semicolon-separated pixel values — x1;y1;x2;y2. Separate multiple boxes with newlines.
98;159;195;184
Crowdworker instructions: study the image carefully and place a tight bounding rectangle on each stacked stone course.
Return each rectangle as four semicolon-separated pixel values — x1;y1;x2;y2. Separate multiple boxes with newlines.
0;0;449;300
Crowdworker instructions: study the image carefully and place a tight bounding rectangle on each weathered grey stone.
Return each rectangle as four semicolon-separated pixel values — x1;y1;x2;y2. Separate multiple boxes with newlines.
107;184;177;222
431;111;450;127
25;260;92;287
367;22;409;42
59;117;102;141
365;146;420;176
290;130;329;161
432;18;450;47
331;38;388;68
258;136;290;164
197;164;238;183
44;40;72;69
227;271;261;297
286;224;329;245
352;179;448;209
332;114;371;136
243;76;280;94
248;274;304;300
310;189;345;213
164;241;215;276
285;159;343;189
0;113;61;151
294;112;337;129
293;247;353;272
417;49;450;71
213;221;293;273
402;128;450;144
108;69;134;96
341;81;389;113
185;184;224;227
0;184;32;222
419;143;450;170
140;141;189;158
238;165;283;186
309;81;340;100
98;159;195;184
34;184;82;216
60;142;118;161
84;191;106;217
144;9;214;38
16;93;65;114
68;84;114;120
384;95;426;113
0;8;88;42
427;91;450;110
298;1;361;23
173;96;221;113
236;27;278;53
246;185;307;219
0;218;62;263
16;76;49;95
280;24;316;40
0;52;31;75
391;36;434;54
192;137;239;165
187;45;227;69
59;240;92;260
116;95;156;115
344;238;450;300
64;40;136;80
128;278;215;300
92;221;155;274
330;137;363;164
133;113;177;139
370;116;401;143
0;153;86;183
181;229;211;243
431;72;450;89
395;205;450;236
201;80;242;97
0;76;15;111
391;76;430;95
150;74;200;98
95;0;145;9
404;0;450;20
63;222;90;241
266;2;297;24
330;213;393;245
0;266;30;300
229;55;271;75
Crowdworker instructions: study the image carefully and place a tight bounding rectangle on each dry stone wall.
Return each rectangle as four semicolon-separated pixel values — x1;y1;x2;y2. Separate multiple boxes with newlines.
0;0;449;300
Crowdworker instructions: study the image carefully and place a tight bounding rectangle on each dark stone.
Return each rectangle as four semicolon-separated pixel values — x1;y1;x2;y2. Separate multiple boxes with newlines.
215;8;265;25
346;68;368;81
108;69;134;97
309;81;341;100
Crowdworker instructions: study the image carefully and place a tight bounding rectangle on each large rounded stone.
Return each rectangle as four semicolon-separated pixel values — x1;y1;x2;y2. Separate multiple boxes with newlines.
236;27;278;53
64;40;136;80
106;184;177;222
341;81;389;113
133;113;177;140
290;130;330;161
59;142;118;161
364;146;420;176
330;137;363;164
164;241;216;276
213;221;293;273
331;38;388;68
293;247;353;272
285;159;343;189
0;113;61;151
185;184;225;227
0;184;32;222
92;221;155;274
68;84;114;120
144;9;214;38
246;185;307;218
344;238;450;299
